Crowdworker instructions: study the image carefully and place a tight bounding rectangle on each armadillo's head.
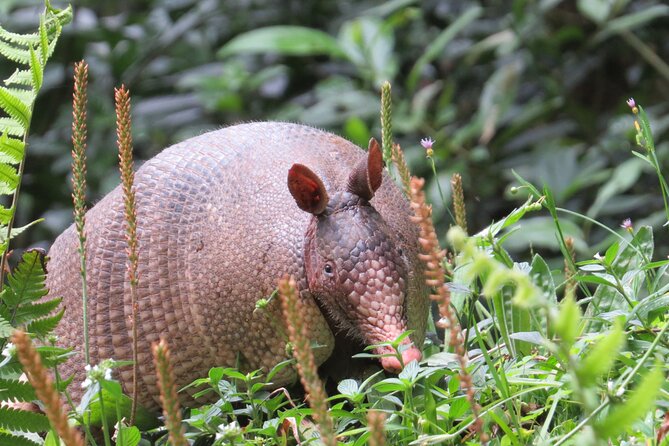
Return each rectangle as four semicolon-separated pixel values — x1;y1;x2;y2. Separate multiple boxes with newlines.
287;139;421;373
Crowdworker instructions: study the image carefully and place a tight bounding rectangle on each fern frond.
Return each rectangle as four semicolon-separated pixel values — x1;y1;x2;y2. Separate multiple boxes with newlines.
26;308;64;337
5;88;36;108
0;314;12;337
28;46;42;91
2;250;47;309
0;220;43;244
0;432;41;446
13;298;62;325
0;205;12;225
0;117;23;137
0;133;25;164
0;87;30;130
0;407;50;432
0;163;19;195
0;378;37;402
0;39;31;65
5;69;34;87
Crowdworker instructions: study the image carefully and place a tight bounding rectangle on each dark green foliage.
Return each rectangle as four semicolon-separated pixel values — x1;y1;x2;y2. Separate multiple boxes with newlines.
0;406;50;433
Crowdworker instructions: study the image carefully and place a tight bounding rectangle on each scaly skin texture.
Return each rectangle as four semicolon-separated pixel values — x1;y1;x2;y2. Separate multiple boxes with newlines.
46;122;429;411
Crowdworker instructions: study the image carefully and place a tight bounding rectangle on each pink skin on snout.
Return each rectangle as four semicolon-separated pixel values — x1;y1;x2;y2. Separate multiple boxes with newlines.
376;343;423;373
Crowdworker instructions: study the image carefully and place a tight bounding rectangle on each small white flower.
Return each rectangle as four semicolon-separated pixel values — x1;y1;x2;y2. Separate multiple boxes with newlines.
104;368;112;381
2;343;15;358
593;252;603;261
81;377;92;389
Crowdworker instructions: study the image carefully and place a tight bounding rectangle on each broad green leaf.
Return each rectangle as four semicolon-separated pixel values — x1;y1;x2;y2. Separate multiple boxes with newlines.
475;196;534;239
530;254;557;305
554;295;581;346
578;321;626;385
595;367;664;438
219;26;345;58
116;424;141;446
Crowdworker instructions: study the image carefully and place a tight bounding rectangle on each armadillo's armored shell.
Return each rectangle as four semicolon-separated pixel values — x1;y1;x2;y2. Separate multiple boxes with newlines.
46;122;429;410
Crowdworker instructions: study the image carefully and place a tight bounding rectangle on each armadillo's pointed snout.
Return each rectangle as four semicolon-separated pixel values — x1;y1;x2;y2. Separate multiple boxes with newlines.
376;344;422;373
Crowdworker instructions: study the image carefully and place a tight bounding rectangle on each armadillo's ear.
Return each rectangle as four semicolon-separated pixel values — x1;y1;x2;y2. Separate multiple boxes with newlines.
347;137;383;200
288;164;329;215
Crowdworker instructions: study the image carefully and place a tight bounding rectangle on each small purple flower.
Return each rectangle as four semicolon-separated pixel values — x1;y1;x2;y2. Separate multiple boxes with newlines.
626;98;636;109
621;218;633;232
420;137;434;150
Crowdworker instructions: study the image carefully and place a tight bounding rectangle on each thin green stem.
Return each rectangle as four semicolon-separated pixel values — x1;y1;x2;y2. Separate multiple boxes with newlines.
553;398;610;446
428;157;456;225
97;387;112;446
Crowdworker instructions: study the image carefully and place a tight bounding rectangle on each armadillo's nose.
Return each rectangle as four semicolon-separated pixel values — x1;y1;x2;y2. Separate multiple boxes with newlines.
378;345;422;373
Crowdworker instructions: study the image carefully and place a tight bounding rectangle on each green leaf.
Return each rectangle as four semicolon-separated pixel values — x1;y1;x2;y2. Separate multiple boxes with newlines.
39;15;48;64
577;0;612;24
5;68;34;87
0;314;12;337
0;378;37;402
14;297;62;325
0;39;31;65
0;132;25;164
530;254;557;305
586;158;645;219
577;321;626;385
219;26;345;58
0;407;50;432
29;45;42;91
116;424;141;446
0;432;41;446
0;117;24;137
26;307;64;337
0;87;30;130
2;250;48;309
595;5;669;43
0;218;44;243
595;367;664;438
407;6;482;90
554;295;581;346
0;162;18;195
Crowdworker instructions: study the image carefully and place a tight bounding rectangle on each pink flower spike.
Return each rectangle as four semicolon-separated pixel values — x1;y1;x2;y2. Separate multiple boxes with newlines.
626;98;636;109
621;218;633;232
421;137;434;150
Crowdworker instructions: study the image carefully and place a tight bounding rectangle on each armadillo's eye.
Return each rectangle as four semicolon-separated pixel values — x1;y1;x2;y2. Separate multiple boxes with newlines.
323;263;334;276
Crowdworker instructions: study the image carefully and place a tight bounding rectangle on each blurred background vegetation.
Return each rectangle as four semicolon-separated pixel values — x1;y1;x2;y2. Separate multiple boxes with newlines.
1;0;668;263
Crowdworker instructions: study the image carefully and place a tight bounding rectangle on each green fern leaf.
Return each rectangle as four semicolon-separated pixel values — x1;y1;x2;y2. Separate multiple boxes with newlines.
38;16;48;64
0;432;41;446
0;117;23;137
0;163;18;195
5;88;36;108
0;132;24;164
0;407;50;433
0;205;13;225
0;219;44;244
0;378;37;402
26;308;64;337
0;39;31;65
28;46;42;91
0;86;30;129
6;68;34;87
13;297;62;325
2;250;47;309
0;313;12;337
0;27;41;45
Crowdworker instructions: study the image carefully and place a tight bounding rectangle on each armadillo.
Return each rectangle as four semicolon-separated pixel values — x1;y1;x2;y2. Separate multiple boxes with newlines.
46;122;429;410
